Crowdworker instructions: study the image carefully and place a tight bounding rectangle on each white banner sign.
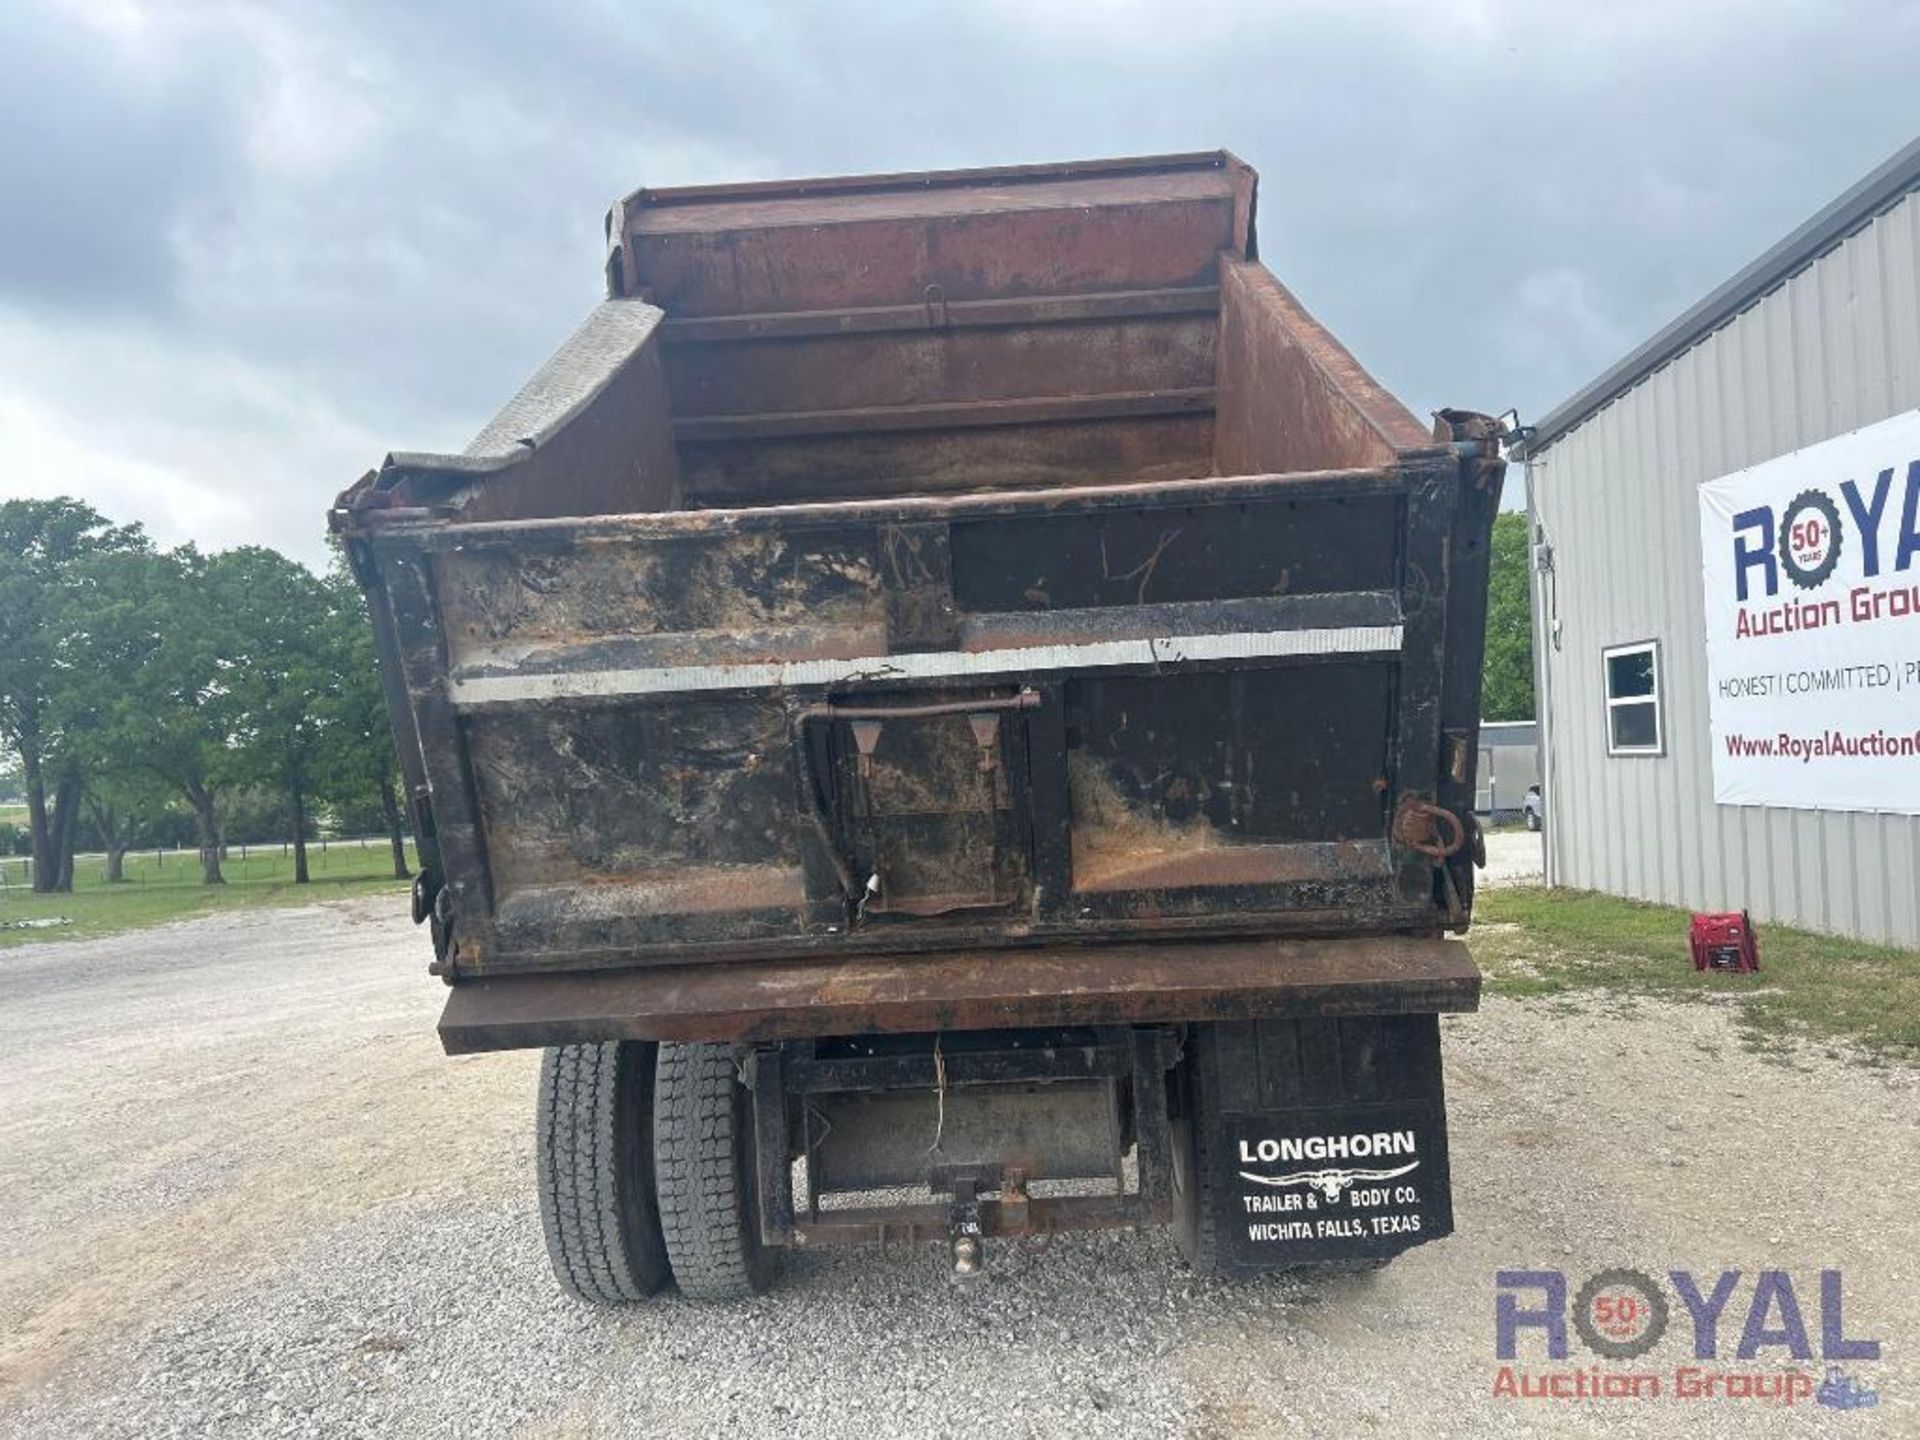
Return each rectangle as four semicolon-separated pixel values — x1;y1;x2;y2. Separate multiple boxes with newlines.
1699;408;1920;812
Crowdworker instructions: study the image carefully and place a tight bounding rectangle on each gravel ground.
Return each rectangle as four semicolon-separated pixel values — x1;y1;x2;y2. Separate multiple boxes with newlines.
2;895;1915;1438
1480;828;1544;885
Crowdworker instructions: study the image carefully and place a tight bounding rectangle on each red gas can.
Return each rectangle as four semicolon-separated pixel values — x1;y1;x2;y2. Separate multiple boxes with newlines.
1690;911;1760;973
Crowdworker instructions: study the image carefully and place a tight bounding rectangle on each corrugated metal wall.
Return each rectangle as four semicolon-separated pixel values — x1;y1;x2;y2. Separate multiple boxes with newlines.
1530;185;1920;947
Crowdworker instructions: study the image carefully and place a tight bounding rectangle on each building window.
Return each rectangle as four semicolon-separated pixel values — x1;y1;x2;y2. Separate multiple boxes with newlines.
1603;641;1662;756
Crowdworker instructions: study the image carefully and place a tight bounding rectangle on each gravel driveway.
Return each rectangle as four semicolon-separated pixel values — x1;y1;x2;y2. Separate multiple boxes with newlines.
2;897;1914;1438
1479;828;1544;886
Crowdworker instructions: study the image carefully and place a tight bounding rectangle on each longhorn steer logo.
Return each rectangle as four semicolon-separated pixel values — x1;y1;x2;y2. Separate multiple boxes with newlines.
1236;1129;1421;1202
1238;1159;1419;1202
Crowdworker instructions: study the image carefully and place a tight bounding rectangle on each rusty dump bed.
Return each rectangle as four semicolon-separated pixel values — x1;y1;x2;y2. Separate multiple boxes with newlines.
334;153;1502;1051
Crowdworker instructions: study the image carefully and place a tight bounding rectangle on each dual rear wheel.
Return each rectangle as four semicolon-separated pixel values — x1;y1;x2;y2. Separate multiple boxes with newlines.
535;1040;774;1303
540;1027;1397;1299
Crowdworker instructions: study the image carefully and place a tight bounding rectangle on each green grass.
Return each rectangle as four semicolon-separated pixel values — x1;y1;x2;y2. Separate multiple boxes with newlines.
8;851;1913;1065
1472;886;1920;1062
0;841;415;949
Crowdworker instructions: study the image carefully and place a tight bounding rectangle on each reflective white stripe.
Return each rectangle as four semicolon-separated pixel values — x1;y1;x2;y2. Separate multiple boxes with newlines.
449;624;1404;706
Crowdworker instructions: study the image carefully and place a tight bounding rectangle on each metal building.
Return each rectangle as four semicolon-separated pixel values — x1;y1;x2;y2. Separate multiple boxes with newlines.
1475;721;1540;818
1525;135;1920;947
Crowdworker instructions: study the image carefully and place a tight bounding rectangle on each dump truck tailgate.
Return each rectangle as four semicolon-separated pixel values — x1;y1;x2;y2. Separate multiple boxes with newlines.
360;449;1490;978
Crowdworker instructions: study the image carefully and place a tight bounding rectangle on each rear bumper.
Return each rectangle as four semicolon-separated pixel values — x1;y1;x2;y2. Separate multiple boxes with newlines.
437;932;1479;1054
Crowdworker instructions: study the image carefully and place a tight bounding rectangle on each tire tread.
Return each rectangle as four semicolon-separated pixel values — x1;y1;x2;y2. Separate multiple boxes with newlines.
535;1042;669;1304
654;1042;773;1300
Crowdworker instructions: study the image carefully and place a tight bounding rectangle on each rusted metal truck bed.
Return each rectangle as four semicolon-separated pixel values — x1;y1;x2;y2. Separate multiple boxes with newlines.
438;931;1482;1052
334;152;1501;1051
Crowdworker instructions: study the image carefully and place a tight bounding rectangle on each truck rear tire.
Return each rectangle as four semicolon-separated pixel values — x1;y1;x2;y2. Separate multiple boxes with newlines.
654;1042;777;1300
536;1042;671;1304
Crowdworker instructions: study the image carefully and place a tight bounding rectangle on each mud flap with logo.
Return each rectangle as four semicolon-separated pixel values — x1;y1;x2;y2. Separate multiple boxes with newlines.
1199;1015;1454;1271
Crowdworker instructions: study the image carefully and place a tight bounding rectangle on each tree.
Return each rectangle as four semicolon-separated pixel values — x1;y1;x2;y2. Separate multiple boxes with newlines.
81;769;170;884
0;498;149;892
220;548;340;885
1481;511;1536;723
60;548;173;884
7;499;418;892
86;547;244;885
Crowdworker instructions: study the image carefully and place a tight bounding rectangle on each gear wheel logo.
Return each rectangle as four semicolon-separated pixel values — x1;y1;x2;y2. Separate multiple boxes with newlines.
1574;1268;1670;1359
1778;489;1844;591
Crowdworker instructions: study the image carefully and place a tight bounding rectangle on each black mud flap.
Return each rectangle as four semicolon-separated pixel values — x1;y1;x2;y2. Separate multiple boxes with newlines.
1196;1016;1454;1274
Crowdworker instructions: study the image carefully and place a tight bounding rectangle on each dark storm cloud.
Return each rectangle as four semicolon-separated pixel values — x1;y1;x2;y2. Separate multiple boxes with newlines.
2;0;1917;564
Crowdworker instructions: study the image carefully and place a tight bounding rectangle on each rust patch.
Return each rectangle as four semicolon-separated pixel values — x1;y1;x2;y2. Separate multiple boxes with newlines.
499;866;806;922
676;413;1217;508
1071;839;1389;894
1067;750;1221;891
1392;794;1466;860
436;531;882;661
468;701;796;892
1067;751;1390;892
437;932;1482;1052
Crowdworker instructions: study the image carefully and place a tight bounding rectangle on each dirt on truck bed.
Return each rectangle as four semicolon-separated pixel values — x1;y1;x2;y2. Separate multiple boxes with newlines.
2;900;1915;1439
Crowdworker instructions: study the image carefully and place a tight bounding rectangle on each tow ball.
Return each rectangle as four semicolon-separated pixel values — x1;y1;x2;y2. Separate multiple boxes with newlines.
951;1228;984;1277
947;1181;988;1279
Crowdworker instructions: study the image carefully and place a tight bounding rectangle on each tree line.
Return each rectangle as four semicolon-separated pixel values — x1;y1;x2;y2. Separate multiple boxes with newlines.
0;497;408;893
1481;511;1536;724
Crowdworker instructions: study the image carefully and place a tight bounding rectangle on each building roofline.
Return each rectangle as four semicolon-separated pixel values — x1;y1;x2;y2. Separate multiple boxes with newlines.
1528;133;1920;453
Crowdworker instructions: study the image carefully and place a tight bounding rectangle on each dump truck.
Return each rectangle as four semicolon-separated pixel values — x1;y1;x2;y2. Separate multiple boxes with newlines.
332;151;1504;1301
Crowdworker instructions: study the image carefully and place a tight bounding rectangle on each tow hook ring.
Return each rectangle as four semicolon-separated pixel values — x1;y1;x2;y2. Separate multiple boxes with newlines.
1395;800;1466;861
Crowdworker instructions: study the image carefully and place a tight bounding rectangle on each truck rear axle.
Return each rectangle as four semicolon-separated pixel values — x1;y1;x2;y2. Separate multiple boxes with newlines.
536;1015;1457;1299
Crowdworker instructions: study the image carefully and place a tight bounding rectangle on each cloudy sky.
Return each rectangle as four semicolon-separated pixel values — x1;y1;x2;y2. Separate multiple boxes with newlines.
4;0;1916;566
